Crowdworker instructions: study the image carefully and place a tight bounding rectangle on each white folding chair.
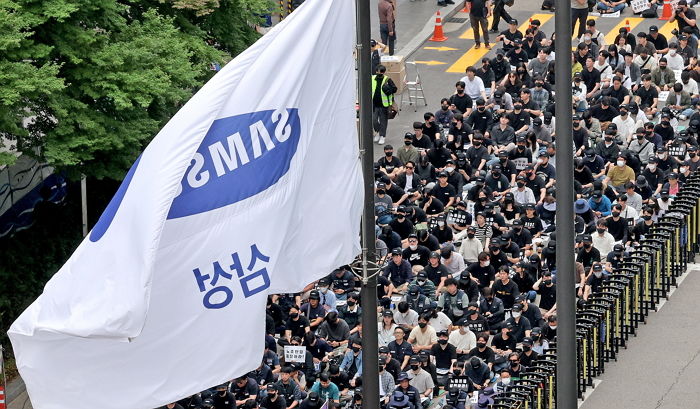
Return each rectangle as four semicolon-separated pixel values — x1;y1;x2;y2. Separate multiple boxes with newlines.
399;61;428;112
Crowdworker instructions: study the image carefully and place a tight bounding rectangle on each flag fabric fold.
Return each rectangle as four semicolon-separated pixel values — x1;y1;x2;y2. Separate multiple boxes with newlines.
9;0;362;407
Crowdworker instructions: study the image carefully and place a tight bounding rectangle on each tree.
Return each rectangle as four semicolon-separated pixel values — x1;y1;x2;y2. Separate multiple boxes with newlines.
1;0;272;179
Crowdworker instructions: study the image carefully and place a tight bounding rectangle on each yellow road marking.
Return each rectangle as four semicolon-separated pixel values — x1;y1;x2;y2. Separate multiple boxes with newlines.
604;17;644;46
414;60;448;66
447;47;490;73
658;19;677;41
424;46;459;51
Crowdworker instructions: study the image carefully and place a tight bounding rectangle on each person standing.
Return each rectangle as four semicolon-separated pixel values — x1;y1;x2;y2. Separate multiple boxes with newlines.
490;0;513;34
571;0;588;39
372;65;397;145
468;0;492;49
378;0;396;56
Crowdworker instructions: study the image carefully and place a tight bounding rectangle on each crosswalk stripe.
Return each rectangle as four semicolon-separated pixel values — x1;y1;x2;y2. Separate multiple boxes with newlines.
658;19;677;42
459;16;494;39
446;46;490;73
572;15;598;39
603;17;644;46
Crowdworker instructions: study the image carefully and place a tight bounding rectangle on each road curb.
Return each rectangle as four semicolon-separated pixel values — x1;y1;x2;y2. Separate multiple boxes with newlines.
396;2;466;59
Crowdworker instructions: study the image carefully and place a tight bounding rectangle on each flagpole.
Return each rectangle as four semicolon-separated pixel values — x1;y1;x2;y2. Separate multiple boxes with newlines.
554;0;576;406
355;0;380;408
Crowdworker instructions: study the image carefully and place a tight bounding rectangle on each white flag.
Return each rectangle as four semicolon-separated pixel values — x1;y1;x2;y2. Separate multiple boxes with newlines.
9;0;362;407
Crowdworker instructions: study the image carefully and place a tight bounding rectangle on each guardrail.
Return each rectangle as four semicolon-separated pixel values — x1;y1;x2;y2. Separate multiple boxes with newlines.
480;169;700;408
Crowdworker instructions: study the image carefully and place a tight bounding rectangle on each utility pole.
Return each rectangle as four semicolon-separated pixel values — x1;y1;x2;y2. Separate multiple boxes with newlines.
554;0;576;407
355;0;380;409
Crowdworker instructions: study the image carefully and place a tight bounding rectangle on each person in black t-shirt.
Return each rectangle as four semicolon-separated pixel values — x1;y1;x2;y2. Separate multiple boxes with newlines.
432;172;458;208
533;271;556;314
491;267;520;309
449;81;473;115
261;384;287;409
285;305;311;341
468;333;496;369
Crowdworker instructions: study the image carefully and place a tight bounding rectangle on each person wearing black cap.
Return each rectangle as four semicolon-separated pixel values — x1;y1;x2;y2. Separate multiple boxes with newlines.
213;383;235;409
232;375;260;407
386;244;415;287
506;39;529;67
627;127;655;163
299;392;323;409
260;384;287;409
300;290;326;330
466;356;491;390
401;234;430;267
583;263;608;300
432;171;458;209
494;19;523;51
504;302;531;342
656;145;680;173
577;234;601;271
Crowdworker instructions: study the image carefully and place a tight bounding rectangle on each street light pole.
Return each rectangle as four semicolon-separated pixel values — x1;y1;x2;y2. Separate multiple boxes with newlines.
355;2;380;409
554;0;577;407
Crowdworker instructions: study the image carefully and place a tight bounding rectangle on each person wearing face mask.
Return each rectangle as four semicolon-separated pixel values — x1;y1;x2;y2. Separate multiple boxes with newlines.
338;339;363;381
455;226;484;263
404;283;430;313
430;330;457;386
378;144;404;181
285;305;311;342
493;368;513;394
448;318;478;359
583;263;607;301
604;154;635;193
506;352;525;378
605;204;629;243
628;207;655;245
213;383;236;409
476;58;497;98
592;219;615;256
337;292;362;332
655;146;679;173
397;134;420;167
577;234;601;271
435;97;455;128
627;127;655;163
666;43;685;71
611;104;635;142
402;233;430;266
490;325;517;368
662;172;682;196
505;39;529;67
490;53;511;83
657;188;674;215
261;384;287;409
651;58;676;93
449;81;474;115
377;357;397;405
467;252;496;290
504;303;531;342
534;150;556;189
405;355;435;400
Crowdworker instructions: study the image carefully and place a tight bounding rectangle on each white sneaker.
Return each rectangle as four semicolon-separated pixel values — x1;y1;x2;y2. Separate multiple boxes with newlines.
373;132;380;142
378;136;385;144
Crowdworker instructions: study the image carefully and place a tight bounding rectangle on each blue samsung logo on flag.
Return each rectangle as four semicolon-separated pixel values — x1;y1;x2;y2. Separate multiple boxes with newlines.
168;108;301;219
89;108;300;242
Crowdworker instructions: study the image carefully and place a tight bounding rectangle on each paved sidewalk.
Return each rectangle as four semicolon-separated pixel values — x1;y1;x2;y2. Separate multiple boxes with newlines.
580;267;700;409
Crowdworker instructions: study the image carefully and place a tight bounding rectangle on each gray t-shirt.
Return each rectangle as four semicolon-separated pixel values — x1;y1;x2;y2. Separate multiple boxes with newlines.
408;368;435;394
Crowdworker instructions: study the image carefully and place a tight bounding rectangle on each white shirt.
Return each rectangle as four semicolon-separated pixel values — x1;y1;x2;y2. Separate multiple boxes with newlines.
404;173;415;191
683;78;699;97
594;61;614;83
394;309;419;327
448;328;477;353
460;75;486;99
592;231;616;256
510;186;536;205
441;252;466;275
428;311;453;333
612;114;636;141
666;51;685;71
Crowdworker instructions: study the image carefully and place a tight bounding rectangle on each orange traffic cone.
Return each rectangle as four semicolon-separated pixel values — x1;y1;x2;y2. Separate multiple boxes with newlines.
430;11;448;42
529;18;534;29
624;19;631;32
660;0;672;20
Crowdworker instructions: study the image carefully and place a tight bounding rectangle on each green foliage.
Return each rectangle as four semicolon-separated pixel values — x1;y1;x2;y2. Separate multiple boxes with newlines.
1;0;272;179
